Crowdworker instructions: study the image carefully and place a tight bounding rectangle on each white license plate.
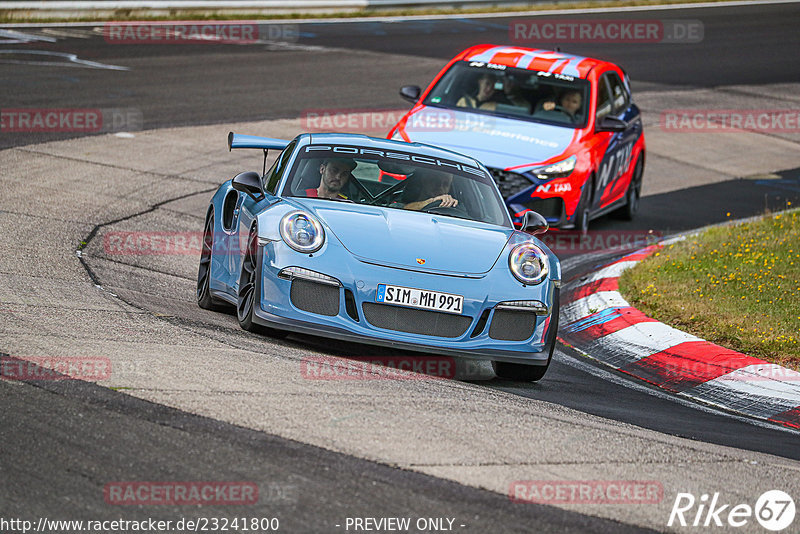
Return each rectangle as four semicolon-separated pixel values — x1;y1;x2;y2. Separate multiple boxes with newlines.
376;284;464;314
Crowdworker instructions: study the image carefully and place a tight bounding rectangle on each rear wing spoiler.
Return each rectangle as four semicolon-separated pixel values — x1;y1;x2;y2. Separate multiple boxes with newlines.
228;132;291;175
228;132;290;152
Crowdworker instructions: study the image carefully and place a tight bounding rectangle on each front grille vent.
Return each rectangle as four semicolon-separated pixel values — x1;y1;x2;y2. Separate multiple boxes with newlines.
362;303;471;338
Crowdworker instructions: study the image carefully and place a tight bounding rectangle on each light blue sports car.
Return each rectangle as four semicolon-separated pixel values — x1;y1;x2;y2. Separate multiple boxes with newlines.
197;132;561;381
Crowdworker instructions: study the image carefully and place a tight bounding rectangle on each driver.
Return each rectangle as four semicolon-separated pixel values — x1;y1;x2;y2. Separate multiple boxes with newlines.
457;72;502;110
305;158;356;199
542;89;582;120
399;169;458;211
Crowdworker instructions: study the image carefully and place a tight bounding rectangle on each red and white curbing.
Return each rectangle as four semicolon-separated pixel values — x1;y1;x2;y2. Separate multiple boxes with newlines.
559;241;800;431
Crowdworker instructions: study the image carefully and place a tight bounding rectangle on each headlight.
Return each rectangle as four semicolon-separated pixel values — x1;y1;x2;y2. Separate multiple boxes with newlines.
509;243;549;285
279;211;325;253
531;155;576;181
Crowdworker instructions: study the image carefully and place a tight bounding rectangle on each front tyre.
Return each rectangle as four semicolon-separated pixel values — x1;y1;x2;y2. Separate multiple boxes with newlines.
493;289;560;382
492;360;549;382
614;156;643;221
237;225;288;338
573;181;591;234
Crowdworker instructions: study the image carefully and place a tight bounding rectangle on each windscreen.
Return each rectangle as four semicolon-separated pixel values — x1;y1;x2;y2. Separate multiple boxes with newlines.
284;144;511;228
423;61;590;128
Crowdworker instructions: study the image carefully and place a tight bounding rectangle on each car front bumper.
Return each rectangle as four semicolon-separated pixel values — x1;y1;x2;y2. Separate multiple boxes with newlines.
253;240;559;365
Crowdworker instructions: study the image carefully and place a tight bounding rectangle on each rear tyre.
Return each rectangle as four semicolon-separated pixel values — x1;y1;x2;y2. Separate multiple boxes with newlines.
614;156;643;221
493;290;560;382
197;210;226;311
237;225;288;338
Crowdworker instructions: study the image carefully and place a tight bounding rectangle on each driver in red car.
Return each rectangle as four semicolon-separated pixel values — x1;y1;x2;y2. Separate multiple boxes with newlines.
306;158;356;199
542;89;583;121
398;169;458;211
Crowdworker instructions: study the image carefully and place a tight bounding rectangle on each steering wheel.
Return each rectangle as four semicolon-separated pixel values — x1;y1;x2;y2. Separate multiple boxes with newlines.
550;104;575;122
421;199;470;218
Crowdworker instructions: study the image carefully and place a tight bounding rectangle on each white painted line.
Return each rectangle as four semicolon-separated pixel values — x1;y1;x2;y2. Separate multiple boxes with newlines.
716;364;800;385
585;321;703;361
0;49;128;70
553;349;800;435
708;364;800;403
0;29;57;43
565;260;637;290
561;290;629;322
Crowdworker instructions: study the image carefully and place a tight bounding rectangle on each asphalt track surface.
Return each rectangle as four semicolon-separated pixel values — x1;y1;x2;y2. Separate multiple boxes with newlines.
2;1;800;148
1;368;649;533
2;3;800;532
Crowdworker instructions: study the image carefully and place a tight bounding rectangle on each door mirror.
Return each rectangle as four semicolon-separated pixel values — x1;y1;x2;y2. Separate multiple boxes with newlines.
521;210;549;235
232;171;265;201
399;85;421;104
596;116;627;132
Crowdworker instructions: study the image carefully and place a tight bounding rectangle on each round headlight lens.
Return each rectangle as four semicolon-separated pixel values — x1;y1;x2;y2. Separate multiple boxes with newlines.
509;243;549;285
279;211;325;253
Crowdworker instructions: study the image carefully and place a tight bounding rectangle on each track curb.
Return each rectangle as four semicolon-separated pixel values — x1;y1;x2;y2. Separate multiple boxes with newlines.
558;240;800;431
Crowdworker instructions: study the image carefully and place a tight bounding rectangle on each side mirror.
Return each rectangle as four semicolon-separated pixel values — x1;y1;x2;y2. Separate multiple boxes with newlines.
521;210;549;235
399;85;421;104
232;171;265;201
596;116;628;132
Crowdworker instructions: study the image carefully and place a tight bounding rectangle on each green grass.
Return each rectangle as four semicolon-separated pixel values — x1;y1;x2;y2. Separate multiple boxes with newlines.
618;208;800;369
0;0;738;23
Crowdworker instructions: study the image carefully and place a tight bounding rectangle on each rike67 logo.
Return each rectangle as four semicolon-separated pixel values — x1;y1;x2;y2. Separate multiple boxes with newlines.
668;490;795;531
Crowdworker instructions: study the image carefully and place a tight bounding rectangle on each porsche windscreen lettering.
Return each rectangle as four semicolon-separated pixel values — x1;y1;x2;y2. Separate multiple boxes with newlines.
302;145;489;179
287;144;511;227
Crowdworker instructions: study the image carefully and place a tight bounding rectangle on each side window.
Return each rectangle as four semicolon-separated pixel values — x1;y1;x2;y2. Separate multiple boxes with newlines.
265;140;296;194
606;72;629;114
595;75;613;121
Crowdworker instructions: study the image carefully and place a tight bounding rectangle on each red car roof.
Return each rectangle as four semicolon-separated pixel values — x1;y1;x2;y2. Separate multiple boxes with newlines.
457;44;610;79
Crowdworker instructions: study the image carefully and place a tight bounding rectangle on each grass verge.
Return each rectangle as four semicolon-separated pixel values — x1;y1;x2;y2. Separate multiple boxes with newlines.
618;208;800;370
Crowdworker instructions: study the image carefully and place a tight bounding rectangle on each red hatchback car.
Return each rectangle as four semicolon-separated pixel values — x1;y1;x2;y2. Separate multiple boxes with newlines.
388;44;646;231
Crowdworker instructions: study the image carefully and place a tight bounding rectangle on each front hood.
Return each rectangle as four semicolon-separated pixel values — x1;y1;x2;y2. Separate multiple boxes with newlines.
295;200;513;275
399;106;577;170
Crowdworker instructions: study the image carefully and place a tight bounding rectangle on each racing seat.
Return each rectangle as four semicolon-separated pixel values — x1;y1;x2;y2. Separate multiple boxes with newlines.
291;159;322;196
290;158;368;201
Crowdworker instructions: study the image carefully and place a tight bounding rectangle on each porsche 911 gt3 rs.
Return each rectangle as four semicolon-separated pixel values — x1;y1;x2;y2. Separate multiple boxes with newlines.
197;132;561;381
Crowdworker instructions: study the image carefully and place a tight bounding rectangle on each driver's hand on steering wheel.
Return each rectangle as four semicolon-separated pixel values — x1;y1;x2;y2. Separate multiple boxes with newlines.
542;101;556;111
427;194;458;208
